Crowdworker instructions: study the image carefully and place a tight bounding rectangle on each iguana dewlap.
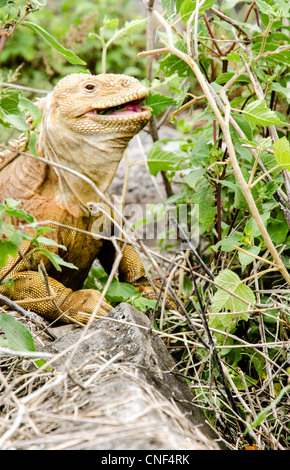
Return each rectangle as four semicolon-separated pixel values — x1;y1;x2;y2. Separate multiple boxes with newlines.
0;73;151;324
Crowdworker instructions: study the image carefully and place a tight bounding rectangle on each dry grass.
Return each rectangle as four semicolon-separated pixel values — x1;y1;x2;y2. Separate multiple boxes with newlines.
0;316;220;450
0;275;289;451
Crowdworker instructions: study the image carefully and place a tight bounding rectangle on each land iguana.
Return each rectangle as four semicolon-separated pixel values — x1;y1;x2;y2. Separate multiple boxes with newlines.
0;73;152;324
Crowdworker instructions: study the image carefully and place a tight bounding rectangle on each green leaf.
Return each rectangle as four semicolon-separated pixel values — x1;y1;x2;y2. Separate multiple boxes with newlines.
211;231;242;253
248;384;290;431
191;185;217;231
211;269;255;315
180;0;216;22
240;100;285;128
1;113;28;131
0;314;35;352
267;211;289;243
147;142;183;176
18;97;42;124
34;249;78;271
273;136;290;170
4;206;35;223
132;294;157;312
28;131;38;157
0;239;19;268
0;277;14;291
105;279;139;303
255;0;290;16
103;17;119;29
36;237;66;250
184;168;206;188
20;22;86;65
162;0;176;16
159;42;195;78
114;18;147;44
146;93;175;116
271;83;290;104
0;90;21;115
226;50;242;62
238;245;261;272
215;73;250;85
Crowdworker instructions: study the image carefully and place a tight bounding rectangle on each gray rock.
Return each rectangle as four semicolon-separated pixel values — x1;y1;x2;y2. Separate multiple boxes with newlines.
41;303;226;450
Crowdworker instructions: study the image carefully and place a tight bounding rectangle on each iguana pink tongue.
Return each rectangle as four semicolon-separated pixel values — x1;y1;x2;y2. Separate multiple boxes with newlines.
111;102;142;115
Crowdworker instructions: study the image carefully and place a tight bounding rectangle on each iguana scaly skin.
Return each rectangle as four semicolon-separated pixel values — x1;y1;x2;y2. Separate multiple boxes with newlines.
0;73;151;324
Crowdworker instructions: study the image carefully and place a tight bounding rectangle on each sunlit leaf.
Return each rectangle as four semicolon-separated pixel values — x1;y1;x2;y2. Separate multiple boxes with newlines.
21;22;86;65
241;100;285;128
0;314;35;352
273;136;290;170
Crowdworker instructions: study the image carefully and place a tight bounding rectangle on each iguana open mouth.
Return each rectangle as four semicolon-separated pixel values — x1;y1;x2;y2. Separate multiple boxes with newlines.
86;100;144;117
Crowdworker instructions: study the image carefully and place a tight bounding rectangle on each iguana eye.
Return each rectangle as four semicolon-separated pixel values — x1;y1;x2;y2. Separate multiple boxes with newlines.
85;84;96;91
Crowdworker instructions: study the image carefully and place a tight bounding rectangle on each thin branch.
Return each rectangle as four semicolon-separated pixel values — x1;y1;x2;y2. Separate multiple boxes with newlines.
232;245;278;268
0;82;49;95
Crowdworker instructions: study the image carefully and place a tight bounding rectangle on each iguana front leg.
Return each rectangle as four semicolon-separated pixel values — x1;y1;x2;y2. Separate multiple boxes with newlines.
0;271;111;324
0;239;112;325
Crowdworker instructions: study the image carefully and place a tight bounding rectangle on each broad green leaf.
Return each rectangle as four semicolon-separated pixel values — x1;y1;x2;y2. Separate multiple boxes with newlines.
146;93;175;116
267;211;289;243
1;113;28;131
18;97;42;124
180;0;216;22
245;213;270;238
191;185;217;231
211;269;255;315
3;207;35;223
232;115;253;141
114;18;147;44
215;73;250;85
184;168;206;188
238;245;261;272
20;22;86;65
105;279;139;302
103;17;119;29
241;100;285;128
35;237;66;250
147;142;183;176
0;90;21;115
0;314;35;352
0;337;9;347
273;136;290;170
0;277;14;291
255;0;290;16
159;42;195;78
0;239;19;268
271;83;290;104
0;0;9;7
226;50;242;62
34;249;78;271
211;231;242;253
132;294;157;312
162;0;176;16
3;198;22;209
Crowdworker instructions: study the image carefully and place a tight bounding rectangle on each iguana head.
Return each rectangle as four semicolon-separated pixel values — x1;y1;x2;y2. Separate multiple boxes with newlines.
37;73;151;208
39;72;151;136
